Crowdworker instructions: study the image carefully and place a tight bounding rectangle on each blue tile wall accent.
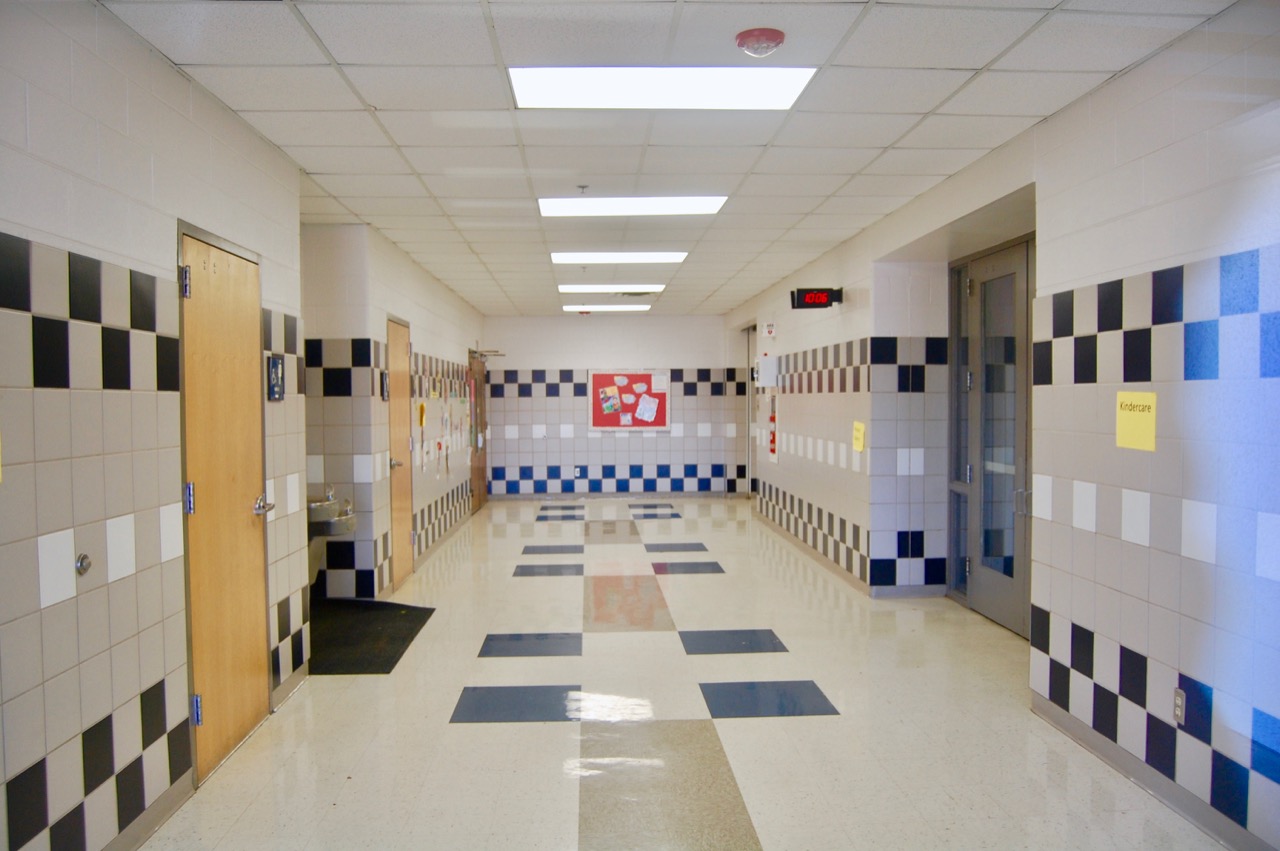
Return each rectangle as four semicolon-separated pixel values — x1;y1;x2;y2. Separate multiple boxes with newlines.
1253;709;1280;785
1178;674;1213;745
1146;715;1178;780
1211;751;1250;827
1119;646;1147;707
1152;266;1184;325
1220;250;1259;316
1184;319;1219;380
1261;312;1280;378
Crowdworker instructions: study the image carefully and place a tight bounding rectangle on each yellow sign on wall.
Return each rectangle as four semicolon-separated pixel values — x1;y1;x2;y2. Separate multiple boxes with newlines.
852;421;866;453
1116;392;1157;451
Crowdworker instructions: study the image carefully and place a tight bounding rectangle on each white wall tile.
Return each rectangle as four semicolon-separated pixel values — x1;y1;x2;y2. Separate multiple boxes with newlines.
1072;481;1096;532
1145;657;1179;724
1180;614;1216;685
1117;697;1147;760
1257;511;1280;581
158;502;183;562
105;514;136;582
286;473;299;516
1032;473;1053;520
1121;488;1151;546
1176;733;1213;803
559;424;573;438
1181;499;1217;564
1069;669;1094;725
38;529;77;609
264;478;277;523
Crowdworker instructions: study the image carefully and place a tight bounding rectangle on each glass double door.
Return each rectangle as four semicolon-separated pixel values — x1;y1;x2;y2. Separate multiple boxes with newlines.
949;243;1032;638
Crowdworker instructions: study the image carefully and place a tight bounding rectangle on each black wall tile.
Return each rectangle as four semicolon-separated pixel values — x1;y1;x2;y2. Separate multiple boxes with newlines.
326;540;355;568
356;570;376;598
101;327;131;390
167;723;192;784
68;253;102;323
1119;646;1147;707
260;308;272;351
129;271;156;332
304;338;323;367
0;231;31;311
1178;673;1213;745
1033;341;1053;386
116;756;146;830
1030;605;1050;653
82;715;115;794
925;336;948;364
1049;659;1071;711
924;558;946;584
1146;715;1177;780
140;680;167;749
291;630;304;671
156;335;180;391
1152;266;1183;325
32;316;70;388
1097;279;1123;332
277;599;290;643
1074;334;1097;384
869;337;897;364
868;559;896;586
50;802;86;851
1093;685;1119;742
6;758;48;850
351;338;371;367
1123;328;1152;382
322;368;352;397
1070;624;1094;677
1052;291;1074;338
283;314;297;355
1210;751;1250;827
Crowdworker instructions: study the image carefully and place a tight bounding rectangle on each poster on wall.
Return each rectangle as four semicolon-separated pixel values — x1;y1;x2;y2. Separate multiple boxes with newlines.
589;370;670;430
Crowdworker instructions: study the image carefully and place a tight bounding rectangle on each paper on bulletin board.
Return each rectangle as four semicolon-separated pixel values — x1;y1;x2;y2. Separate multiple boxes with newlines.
852;421;865;453
1116;391;1157;451
590;370;670;430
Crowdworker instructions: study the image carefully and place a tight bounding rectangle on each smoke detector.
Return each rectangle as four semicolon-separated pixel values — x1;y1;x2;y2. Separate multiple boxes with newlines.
736;28;785;58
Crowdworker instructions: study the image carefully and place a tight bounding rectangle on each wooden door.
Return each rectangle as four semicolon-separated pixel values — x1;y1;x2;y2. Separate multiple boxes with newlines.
181;235;269;782
468;352;488;513
387;319;412;590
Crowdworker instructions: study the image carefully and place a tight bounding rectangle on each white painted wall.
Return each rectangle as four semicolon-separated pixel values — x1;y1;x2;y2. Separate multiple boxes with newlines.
483;315;734;368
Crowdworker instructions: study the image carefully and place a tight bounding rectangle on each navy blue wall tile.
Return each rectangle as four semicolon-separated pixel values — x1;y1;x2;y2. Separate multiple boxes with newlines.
1093;685;1119;741
1123;328;1151;382
924;557;946;585
1119;646;1147;707
1177;674;1212;744
33;316;70;388
325;541;355;569
1053;291;1074;338
351;338;371;367
1210;751;1249;827
869;337;897;364
156;335;180;391
305;338;323;367
1152;267;1184;325
925;336;948;364
283;314;297;355
1030;605;1050;653
868;559;896;586
68;253;102;323
140;680;167;748
1074;335;1097;384
322;368;352;397
1049;659;1070;711
1097;280;1123;332
1070;624;1094;678
1220;250;1259;316
1184;320;1219;381
1145;715;1177;780
0;231;31;312
50;803;85;851
1253;708;1280;785
1033;341;1053;385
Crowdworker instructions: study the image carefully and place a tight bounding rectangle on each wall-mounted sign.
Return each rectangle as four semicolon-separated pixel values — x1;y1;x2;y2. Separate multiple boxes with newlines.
266;354;285;402
790;287;843;309
852;421;865;453
380;370;390;401
589;370;670;430
1116;391;1157;451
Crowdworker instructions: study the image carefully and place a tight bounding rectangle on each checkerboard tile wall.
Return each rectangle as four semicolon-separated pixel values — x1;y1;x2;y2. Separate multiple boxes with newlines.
1030;241;1280;848
486;368;749;496
0;230;198;851
412;481;471;558
756;336;948;590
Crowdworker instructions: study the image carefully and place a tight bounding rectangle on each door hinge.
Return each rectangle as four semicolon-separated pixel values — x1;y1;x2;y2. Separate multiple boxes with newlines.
965;276;972;296
966;370;973;391
965;464;973;484
180;266;192;299
191;694;203;727
965;557;971;579
183;482;195;515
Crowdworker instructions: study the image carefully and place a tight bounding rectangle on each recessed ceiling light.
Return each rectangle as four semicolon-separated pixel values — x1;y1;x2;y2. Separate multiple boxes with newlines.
539;196;727;217
563;304;652;313
558;284;666;294
551;252;687;265
510;67;816;111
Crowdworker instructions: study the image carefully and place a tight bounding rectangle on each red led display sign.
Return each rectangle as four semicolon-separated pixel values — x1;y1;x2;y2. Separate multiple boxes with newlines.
790;287;843;309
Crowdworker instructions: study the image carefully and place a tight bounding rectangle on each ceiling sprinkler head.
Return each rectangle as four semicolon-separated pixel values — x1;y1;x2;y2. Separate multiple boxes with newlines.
736;28;785;58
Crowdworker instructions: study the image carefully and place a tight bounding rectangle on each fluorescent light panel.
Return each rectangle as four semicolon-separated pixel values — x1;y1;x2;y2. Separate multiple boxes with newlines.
558;284;666;294
510;67;816;111
552;252;687;265
563;304;652;313
539;196;726;217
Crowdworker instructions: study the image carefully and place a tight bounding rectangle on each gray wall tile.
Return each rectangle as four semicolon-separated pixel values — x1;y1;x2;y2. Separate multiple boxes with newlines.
0;613;44;701
43;667;80;751
3;685;46;780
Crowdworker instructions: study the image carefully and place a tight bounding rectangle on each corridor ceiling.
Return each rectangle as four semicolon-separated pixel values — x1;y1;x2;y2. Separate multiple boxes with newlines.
102;0;1235;316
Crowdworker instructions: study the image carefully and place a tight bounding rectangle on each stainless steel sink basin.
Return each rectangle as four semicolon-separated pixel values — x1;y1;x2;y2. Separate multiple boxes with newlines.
310;511;356;538
308;498;339;523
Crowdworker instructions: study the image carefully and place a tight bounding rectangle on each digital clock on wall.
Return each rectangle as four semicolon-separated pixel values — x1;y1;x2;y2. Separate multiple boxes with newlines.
790;287;843;309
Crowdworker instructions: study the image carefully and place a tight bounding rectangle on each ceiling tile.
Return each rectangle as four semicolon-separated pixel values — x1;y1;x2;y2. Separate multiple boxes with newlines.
721;196;826;215
798;68;975;113
310;173;425;198
814;195;913;215
298;4;495;65
103;2;326;65
300;196;349;216
940;70;1113;116
239;110;387;147
754;146;880;175
632;174;742;195
402;146;525;176
881;0;1057;6
648;111;789;146
641;147;764;174
668;3;867;66
186;66;360;111
530;174;639;197
524;146;645;175
341;196;445;216
863;147;989;175
1064;0;1234;12
380;111;518;147
737;173;849;197
774;112;922;147
840;174;945;196
896;114;1039;148
515;111;653;147
994;12;1206;72
343;66;511;111
424;175;532;199
283;146;409;175
490;3;677;66
834;6;1045;69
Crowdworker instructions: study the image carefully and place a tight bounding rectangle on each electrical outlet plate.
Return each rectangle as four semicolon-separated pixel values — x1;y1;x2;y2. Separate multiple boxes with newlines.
1173;687;1186;725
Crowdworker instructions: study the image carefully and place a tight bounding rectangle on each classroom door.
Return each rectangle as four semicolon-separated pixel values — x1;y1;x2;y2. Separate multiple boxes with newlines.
181;234;270;782
469;352;488;513
387;319;412;590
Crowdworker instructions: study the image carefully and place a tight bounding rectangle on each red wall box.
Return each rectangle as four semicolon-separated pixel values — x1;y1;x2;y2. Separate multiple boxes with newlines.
589;370;670;430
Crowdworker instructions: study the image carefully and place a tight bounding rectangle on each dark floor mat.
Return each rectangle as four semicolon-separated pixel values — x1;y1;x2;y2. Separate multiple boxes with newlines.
309;596;434;675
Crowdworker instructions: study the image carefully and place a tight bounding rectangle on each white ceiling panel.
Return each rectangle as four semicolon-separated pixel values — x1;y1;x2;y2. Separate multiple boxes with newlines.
424;175;534;198
721;196;826;215
186;66;360;111
300;196;349;216
863;147;989;175
632;174;743;195
795;213;882;231
490;3;677;66
882;0;1057;6
940;70;1113;116
523;146;645;175
774;112;922;148
840;174;946;196
754;146;880;175
402;146;526;175
239;111;388;147
995;12;1207;72
301;213;363;225
298;4;495;65
341;197;445;216
798;68;975;113
738;173;849;196
1064;0;1234;12
380;111;518;147
283;147;409;175
815;195;913;215
515;111;653;147
833;6;1045;70
648;112;789;147
641;147;764;174
896;114;1040;148
530;175;640;197
344;66;512;111
103;2;325;65
311;173;426;198
668;3;867;67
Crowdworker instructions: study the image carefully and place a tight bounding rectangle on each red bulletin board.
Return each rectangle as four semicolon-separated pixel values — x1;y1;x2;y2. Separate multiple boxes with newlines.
589;370;670;430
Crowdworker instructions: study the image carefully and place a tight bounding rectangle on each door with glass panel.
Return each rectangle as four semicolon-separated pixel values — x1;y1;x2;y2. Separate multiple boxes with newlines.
948;242;1031;638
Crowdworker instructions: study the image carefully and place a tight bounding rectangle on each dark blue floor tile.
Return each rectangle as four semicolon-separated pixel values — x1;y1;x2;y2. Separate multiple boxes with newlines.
539;505;580;511
634;513;682;520
700;680;839;718
449;685;580;723
479;633;582;657
644;542;708;553
523;545;584;555
536;514;584;522
653;561;724;574
629;503;673;509
514;563;584;576
679;629;788;655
